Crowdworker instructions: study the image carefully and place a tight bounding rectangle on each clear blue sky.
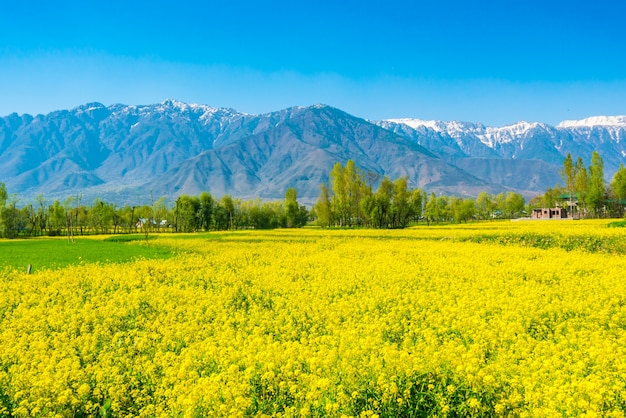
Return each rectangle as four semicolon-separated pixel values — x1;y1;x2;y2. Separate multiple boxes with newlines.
1;0;625;126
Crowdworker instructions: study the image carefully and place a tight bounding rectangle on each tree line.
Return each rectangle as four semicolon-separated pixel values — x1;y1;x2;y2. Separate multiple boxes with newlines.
2;151;625;238
0;186;308;239
312;160;526;228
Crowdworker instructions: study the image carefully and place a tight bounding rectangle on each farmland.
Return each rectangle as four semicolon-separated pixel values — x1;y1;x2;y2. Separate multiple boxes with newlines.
0;236;173;273
0;220;625;417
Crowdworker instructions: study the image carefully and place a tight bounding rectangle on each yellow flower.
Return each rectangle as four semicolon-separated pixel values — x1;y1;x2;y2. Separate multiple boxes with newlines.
467;398;481;409
0;222;625;416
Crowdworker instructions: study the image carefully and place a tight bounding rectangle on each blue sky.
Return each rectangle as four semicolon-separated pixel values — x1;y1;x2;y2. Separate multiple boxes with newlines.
1;0;625;125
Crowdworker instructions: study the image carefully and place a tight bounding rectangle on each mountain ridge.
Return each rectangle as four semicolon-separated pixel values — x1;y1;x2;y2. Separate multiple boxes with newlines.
378;115;626;195
1;100;625;205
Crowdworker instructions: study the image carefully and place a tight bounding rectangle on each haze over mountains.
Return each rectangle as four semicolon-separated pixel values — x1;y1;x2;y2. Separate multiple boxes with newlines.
1;100;625;205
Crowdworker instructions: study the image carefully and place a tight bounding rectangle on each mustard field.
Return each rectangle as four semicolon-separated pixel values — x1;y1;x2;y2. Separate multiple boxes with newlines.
1;220;626;417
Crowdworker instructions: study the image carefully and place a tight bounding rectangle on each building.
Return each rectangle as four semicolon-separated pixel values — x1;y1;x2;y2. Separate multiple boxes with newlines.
531;207;569;220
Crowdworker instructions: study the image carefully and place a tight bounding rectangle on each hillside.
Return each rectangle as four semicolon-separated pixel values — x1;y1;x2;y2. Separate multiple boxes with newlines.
0;101;492;204
1;100;624;204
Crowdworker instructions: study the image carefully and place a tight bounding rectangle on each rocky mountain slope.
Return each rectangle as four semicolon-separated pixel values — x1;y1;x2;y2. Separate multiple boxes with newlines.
377;116;626;195
1;100;624;204
0;101;493;204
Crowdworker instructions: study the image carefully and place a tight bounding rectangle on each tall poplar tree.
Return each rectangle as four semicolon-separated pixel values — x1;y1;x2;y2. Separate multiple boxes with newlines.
370;176;393;228
0;182;7;237
560;153;575;199
329;160;367;227
199;192;214;231
314;184;332;227
560;152;580;213
476;191;495;220
586;151;606;216
612;164;626;202
610;164;626;216
574;157;588;216
284;188;299;228
330;162;347;226
391;177;410;228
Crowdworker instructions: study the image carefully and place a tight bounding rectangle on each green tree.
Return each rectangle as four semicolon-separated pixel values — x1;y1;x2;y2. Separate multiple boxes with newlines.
296;204;309;228
345;160;367;225
213;201;229;230
110;203;122;234
391;177;411;228
330;162;348;226
586;151;606;217
476;192;495;220
33;194;46;236
610;164;626;216
22;204;38;236
314;184;333;228
358;184;374;227
424;193;450;224
503;192;526;219
284;188;299;228
574;157;588;217
0;182;7;207
221;195;236;230
370;176;394;228
266;201;285;229
49;200;66;235
560;153;576;201
175;195;201;232
89;198;113;234
119;205;136;234
152;197;169;231
240;199;273;229
529;186;564;210
329;160;367;227
0;182;7;237
0;194;19;238
242;199;263;229
451;197;476;223
409;188;423;224
63;196;78;241
135;204;154;239
494;193;507;219
198;192;214;231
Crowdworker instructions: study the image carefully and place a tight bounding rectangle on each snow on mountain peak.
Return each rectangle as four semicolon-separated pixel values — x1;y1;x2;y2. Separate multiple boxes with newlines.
490;121;543;136
159;99;206;112
557;116;626;129
506;121;540;132
73;102;107;113
153;99;241;123
385;118;443;132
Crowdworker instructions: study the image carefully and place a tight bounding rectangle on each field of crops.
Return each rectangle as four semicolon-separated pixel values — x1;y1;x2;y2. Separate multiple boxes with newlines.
1;220;626;417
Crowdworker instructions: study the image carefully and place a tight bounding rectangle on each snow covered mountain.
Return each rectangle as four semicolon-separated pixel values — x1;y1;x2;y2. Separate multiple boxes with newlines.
1;99;624;204
378;116;626;194
0;101;496;204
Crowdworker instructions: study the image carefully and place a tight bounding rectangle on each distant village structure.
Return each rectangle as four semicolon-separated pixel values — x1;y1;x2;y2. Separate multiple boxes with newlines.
531;196;578;220
531;207;570;220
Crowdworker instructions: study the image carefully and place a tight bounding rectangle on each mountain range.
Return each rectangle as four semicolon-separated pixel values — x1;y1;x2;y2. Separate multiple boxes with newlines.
1;100;625;205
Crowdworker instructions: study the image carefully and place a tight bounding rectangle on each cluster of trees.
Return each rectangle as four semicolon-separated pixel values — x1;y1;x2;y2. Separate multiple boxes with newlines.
172;189;308;233
531;151;626;217
3;151;626;238
0;185;308;238
312;160;527;228
313;161;422;228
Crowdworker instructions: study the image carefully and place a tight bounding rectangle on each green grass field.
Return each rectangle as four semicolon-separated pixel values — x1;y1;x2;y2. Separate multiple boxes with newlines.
0;235;173;273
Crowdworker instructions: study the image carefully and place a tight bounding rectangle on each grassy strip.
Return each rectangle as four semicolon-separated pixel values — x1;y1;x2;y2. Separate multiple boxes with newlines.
459;232;626;254
608;220;626;228
0;236;173;273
